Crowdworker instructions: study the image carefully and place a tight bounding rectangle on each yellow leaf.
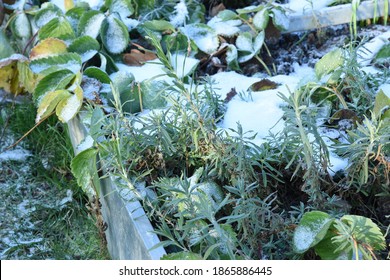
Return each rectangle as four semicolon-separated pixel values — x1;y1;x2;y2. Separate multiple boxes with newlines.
0;63;16;93
65;0;75;11
30;38;68;60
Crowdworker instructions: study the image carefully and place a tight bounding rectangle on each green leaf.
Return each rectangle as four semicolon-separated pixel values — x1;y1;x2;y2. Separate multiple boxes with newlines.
29;38;68;61
180;23;219;54
109;0;134;19
236;5;264;14
56;85;83;122
293;211;335;254
161;252;203;260
236;31;265;63
78;10;105;39
66;6;89;32
30;53;82;75
100;14;130;54
253;8;269;30
314;224;349;260
374;43;390;64
0;29;15;59
68;36;100;62
33;69;75;102
71;147;98;197
34;6;62;28
84;67;111;84
270;7;289;31
225;44;240;71
38;17;75;40
140;80;168;109
339;215;386;251
373;89;390;120
11;12;31;38
216;10;238;21
143;20;175;32
36;89;72;123
315;48;344;79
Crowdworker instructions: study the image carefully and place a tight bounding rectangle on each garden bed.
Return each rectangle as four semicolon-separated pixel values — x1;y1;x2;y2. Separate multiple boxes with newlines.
1;0;389;260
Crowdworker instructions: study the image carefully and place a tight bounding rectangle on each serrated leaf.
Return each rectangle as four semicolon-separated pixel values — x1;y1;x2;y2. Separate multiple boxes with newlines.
293;211;335;254
84;67;111;84
68;36;100;62
100;14;130;54
180;23;219;54
34;7;62;28
142;20;175;32
33;69;75;102
11;12;31;38
36;89;71;123
38;17;75;40
253;8;269;31
270;7;289;31
373;89;390;119
66;6;88;31
374;43;390;64
71;147;98;197
56;85;83;122
0;29;15;59
78;10;105;39
161;252;203;260
30;38;68;60
30;52;82;75
315;48;344;79
109;0;134;20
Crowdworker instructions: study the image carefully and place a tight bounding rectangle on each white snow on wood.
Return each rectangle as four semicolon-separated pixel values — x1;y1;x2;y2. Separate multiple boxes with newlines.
287;0;334;14
357;30;390;66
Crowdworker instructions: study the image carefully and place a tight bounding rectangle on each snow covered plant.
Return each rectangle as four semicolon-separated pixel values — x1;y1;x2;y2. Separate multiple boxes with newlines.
293;211;386;260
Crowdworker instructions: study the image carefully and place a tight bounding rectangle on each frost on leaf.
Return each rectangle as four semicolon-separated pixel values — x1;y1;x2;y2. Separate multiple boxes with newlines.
180;23;219;54
293;211;334;254
207;16;241;37
236;31;265;63
78;10;105;39
100;14;130;55
12;13;31;38
170;0;189;27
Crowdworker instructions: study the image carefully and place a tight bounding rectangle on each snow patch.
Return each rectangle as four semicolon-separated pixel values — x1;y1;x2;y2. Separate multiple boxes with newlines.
0;149;31;162
170;0;189;27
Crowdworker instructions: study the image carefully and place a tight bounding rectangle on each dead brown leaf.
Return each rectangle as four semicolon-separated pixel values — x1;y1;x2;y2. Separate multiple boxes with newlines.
249;79;279;92
123;49;157;66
